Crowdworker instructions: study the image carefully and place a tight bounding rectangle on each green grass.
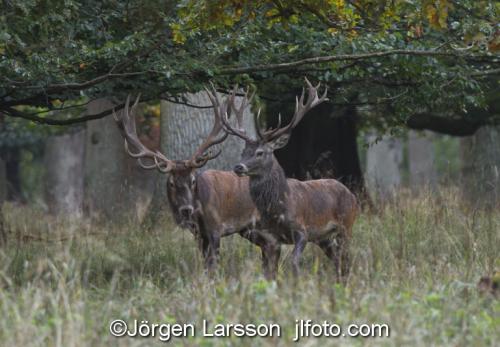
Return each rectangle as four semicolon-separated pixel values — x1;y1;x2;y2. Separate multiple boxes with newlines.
0;190;498;346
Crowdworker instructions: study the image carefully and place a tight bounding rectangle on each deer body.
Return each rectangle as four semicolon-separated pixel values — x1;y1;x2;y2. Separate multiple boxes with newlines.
223;79;358;280
164;166;265;271
243;155;357;279
190;169;281;276
115;91;280;278
249;160;356;243
195;170;258;237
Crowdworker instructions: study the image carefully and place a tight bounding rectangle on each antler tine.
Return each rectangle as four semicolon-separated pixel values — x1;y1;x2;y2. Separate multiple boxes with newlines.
121;94;142;145
114;94;175;173
220;85;255;142
291;77;327;128
241;87;255;127
128;93;141;133
189;85;235;167
115;95;143;159
259;112;283;140
295;87;306;115
254;109;264;139
263;78;328;142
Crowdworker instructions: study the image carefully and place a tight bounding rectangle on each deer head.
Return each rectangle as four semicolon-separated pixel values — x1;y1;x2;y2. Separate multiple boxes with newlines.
220;78;328;178
113;89;233;226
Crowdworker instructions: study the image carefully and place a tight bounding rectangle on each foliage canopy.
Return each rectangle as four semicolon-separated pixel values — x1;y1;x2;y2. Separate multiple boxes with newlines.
0;0;498;136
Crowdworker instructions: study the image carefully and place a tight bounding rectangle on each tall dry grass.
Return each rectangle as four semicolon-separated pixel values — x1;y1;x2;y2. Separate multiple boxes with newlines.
0;189;498;346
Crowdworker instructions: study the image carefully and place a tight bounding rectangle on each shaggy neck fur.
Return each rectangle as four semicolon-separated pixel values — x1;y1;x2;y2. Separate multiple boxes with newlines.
249;157;289;223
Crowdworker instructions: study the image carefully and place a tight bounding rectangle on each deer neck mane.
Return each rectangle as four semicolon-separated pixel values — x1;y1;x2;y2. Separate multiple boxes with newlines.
248;156;288;222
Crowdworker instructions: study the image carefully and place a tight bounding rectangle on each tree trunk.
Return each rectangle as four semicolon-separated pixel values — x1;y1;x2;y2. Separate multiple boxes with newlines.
0;157;6;204
163;92;255;170
141;100;170;230
408;130;437;193
44;130;85;217
366;134;403;201
84;99;130;221
0;157;6;246
460;125;500;209
0;147;23;201
84;99;156;222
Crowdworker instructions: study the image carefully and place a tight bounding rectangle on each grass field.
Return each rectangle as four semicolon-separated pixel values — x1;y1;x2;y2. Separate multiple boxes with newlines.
0;190;498;346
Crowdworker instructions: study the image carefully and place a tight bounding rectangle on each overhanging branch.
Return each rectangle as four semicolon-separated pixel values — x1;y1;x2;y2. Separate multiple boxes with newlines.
3;106;123;126
218;49;495;75
470;68;500;77
406;113;483;136
2;48;498;127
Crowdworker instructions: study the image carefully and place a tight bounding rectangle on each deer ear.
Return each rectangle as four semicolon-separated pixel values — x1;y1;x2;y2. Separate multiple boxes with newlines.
269;133;290;150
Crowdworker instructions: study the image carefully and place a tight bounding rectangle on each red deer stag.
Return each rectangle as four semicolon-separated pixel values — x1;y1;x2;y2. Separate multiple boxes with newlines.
221;79;358;281
114;91;280;277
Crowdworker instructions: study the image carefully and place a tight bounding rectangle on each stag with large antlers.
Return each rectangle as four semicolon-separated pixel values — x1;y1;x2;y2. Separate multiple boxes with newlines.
221;79;358;281
114;91;280;277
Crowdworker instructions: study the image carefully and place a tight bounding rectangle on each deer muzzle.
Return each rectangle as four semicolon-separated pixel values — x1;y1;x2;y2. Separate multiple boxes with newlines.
179;205;194;220
233;163;249;176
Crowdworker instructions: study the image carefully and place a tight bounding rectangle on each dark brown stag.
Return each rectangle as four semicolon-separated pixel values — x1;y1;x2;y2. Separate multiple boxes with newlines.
221;79;358;281
114;91;280;277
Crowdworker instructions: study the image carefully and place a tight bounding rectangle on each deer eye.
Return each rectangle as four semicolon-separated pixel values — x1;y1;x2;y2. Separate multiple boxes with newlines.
191;177;196;186
168;180;175;188
256;150;264;157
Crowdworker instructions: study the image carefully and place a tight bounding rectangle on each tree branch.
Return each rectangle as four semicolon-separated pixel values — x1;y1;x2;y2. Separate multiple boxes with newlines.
218;49;493;75
3;106;123;126
3;50;497;111
161;97;213;109
406;113;483;136
470;68;500;77
17;71;162;91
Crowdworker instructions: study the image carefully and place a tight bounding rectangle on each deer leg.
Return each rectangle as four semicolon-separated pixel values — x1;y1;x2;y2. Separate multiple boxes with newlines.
196;221;212;271
240;229;281;280
270;245;281;279
291;230;307;277
316;239;340;281
206;233;220;273
336;232;350;283
198;230;220;274
317;232;350;284
198;234;211;269
262;242;281;280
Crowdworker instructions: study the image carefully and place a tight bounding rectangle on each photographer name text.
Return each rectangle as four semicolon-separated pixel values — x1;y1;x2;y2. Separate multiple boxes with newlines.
109;319;390;342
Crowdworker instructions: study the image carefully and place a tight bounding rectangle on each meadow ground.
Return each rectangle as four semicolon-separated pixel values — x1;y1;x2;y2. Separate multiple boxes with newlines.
0;189;498;346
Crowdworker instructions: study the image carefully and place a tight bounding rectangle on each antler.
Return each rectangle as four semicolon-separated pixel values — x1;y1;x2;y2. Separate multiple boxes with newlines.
186;84;234;168
218;85;256;143
260;77;328;142
114;95;175;173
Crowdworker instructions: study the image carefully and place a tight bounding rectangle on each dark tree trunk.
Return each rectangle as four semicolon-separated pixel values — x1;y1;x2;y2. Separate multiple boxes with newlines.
0;157;6;204
0;157;6;246
270;102;369;204
0;147;23;201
